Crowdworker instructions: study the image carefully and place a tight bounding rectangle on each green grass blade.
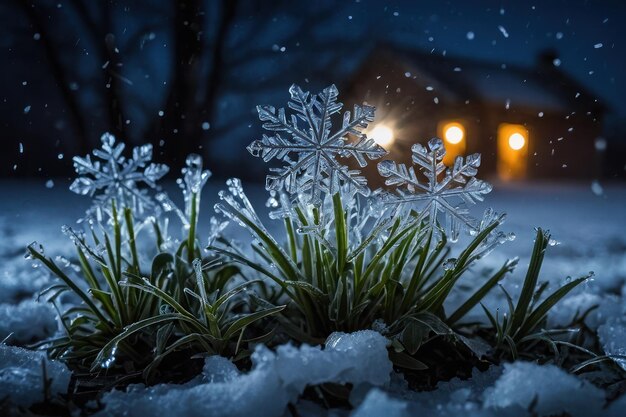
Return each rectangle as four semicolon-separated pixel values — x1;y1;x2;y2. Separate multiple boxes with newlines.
448;259;517;325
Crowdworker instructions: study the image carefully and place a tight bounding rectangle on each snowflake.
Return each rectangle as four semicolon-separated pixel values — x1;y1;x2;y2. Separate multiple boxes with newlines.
377;137;492;241
70;133;169;219
247;84;387;205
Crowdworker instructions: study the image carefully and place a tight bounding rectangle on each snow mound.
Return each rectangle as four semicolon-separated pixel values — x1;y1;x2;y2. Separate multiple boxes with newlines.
98;330;391;417
483;361;605;417
0;344;71;407
598;317;626;371
0;263;50;304
351;389;408;417
0;299;57;344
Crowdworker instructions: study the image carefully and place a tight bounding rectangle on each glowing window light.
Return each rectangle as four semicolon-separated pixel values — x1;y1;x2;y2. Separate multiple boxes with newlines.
370;125;395;147
444;124;464;144
508;132;526;150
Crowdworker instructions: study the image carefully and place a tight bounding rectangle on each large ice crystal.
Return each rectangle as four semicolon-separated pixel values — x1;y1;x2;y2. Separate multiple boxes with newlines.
247;84;387;205
378;138;492;241
70;133;169;219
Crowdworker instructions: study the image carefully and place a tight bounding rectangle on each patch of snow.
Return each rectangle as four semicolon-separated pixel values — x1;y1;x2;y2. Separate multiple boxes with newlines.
0;263;51;304
0;299;57;344
0;344;71;407
483;361;605;417
598;317;626;371
97;330;391;417
351;389;408;417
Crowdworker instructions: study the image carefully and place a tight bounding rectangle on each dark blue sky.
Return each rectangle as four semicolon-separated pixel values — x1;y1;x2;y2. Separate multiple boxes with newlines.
368;0;626;118
1;0;625;177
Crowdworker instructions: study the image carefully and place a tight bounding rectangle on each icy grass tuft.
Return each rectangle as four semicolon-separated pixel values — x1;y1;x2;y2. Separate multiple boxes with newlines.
0;344;71;407
98;330;391;417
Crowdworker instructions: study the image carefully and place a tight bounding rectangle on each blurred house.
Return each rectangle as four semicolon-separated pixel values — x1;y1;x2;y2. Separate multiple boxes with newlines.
345;45;608;183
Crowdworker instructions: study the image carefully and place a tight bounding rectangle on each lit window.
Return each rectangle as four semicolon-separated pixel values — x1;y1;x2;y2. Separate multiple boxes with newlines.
497;123;529;180
443;123;464;144
508;132;526;150
438;121;466;166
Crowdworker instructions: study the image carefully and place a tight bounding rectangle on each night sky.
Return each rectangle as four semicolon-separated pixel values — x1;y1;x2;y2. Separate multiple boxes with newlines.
1;0;625;178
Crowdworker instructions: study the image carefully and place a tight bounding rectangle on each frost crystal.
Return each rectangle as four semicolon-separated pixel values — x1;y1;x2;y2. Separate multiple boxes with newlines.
247;84;386;205
157;154;211;228
378;138;492;241
70;133;169;219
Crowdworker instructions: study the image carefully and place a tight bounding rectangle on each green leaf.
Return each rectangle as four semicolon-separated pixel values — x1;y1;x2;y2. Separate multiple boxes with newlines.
518;275;588;338
92;313;196;371
151;252;174;278
223;305;285;340
332;192;348;274
511;228;550;331
402;321;428;355
410;312;453;335
447;259;517;325
388;350;428;370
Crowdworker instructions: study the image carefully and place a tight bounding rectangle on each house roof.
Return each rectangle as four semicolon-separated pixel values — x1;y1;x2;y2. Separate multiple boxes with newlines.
369;45;607;114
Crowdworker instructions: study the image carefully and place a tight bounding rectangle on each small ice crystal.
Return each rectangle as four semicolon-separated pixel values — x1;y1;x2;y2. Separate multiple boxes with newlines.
378;138;492;241
69;133;169;220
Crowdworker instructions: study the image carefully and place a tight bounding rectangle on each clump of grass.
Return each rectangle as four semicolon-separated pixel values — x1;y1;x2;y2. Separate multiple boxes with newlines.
480;228;591;360
28;202;167;373
212;181;527;369
26;146;599;411
29;179;282;385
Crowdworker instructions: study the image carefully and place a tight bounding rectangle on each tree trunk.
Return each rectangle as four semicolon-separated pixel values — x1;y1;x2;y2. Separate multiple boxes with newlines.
150;0;204;166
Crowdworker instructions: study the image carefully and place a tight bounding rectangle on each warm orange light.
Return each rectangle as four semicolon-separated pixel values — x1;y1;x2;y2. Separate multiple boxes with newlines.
443;122;465;145
498;123;528;180
438;121;466;166
508;132;526;150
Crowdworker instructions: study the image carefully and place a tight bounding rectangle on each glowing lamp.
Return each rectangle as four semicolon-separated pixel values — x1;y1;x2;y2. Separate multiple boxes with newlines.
370;125;395;147
438;121;466;166
508;132;526;150
497;123;529;181
443;123;464;145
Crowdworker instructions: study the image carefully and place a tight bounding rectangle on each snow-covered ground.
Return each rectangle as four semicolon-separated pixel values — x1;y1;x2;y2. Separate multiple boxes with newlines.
1;179;625;416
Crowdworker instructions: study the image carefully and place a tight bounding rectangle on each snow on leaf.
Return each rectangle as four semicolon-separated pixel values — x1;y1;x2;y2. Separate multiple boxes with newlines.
378;138;492;241
248;84;387;206
69;133;169;220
